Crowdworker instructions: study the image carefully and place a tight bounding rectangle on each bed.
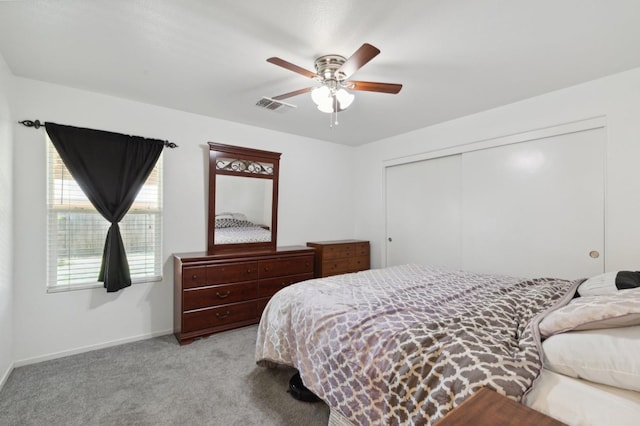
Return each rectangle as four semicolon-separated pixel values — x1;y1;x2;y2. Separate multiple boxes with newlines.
255;264;640;425
213;213;271;244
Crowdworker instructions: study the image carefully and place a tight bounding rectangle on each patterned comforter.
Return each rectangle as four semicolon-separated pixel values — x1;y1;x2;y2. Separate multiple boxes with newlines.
255;264;579;425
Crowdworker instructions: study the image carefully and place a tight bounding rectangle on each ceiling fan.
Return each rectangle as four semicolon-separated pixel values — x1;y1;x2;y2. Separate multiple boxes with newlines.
266;43;402;117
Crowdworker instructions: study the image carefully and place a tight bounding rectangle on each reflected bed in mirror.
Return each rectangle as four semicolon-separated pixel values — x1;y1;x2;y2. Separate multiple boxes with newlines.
208;142;280;255
214;213;271;244
214;175;272;244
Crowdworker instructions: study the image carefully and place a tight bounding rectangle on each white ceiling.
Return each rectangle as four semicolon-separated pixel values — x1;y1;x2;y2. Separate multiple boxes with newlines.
1;0;640;146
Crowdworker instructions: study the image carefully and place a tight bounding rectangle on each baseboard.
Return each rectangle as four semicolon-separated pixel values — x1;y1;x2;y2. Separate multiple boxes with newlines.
0;361;14;391
13;328;174;368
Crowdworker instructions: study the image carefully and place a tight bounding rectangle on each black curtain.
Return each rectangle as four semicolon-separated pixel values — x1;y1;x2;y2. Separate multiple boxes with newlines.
45;122;164;292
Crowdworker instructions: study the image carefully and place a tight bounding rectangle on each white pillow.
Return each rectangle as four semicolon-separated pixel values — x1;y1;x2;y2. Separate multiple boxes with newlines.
539;289;640;337
542;325;640;392
578;271;618;296
215;213;234;219
231;212;247;221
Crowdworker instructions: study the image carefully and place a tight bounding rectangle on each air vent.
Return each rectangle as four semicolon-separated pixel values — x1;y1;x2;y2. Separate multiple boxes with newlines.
255;97;297;113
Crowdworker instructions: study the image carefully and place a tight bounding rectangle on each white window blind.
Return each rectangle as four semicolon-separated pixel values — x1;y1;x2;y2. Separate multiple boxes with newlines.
47;139;163;291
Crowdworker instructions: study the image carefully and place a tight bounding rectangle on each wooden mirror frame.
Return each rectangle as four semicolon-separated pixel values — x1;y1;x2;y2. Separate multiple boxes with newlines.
207;142;281;255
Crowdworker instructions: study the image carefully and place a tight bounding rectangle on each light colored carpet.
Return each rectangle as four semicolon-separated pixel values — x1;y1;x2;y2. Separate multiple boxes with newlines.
0;325;330;425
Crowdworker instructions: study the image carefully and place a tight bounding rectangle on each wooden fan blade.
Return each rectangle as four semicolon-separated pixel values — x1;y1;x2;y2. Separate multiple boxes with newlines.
271;87;314;100
336;43;380;79
346;81;403;94
267;57;318;79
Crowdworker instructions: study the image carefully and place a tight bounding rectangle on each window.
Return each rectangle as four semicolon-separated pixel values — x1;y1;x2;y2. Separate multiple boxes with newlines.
47;139;163;292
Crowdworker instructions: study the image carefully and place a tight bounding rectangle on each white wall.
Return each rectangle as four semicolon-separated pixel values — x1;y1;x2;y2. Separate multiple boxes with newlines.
11;77;355;365
355;66;640;272
0;53;14;386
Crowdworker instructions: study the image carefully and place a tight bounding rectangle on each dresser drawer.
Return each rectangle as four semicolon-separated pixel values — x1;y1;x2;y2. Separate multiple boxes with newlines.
258;272;314;298
259;255;314;278
182;301;256;333
206;261;258;285
321;245;349;260
182;266;208;289
349;255;369;271
183;281;258;311
321;258;353;276
321;242;369;260
352;242;370;257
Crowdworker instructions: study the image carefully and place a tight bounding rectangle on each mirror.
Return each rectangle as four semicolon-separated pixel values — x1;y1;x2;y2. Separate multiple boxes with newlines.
208;142;280;255
215;175;273;243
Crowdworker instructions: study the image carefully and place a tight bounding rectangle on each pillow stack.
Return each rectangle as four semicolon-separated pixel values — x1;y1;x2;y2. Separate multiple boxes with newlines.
538;271;640;394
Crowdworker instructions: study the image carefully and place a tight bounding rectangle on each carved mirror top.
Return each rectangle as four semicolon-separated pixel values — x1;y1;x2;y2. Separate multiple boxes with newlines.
215;156;275;175
207;142;281;255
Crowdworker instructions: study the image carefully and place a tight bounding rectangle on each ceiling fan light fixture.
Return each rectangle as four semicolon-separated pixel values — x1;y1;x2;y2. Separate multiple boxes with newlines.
311;86;354;113
336;88;354;109
311;85;330;106
312;85;335;113
317;102;334;114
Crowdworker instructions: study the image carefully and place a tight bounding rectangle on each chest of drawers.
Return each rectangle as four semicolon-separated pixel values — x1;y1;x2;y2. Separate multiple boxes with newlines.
174;246;315;345
306;240;370;278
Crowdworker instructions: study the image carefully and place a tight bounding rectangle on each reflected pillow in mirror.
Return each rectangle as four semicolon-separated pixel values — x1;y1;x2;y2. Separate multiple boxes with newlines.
215;213;235;220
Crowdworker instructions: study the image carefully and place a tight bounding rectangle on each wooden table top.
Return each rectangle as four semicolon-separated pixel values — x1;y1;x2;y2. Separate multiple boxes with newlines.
435;387;566;426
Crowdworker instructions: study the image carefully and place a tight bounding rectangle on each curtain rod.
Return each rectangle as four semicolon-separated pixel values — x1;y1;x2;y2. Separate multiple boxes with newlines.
18;119;179;148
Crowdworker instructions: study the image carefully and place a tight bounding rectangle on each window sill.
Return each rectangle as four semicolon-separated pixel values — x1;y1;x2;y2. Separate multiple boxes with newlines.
47;275;162;293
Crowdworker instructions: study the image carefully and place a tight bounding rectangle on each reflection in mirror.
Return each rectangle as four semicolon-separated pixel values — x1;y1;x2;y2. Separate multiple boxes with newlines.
214;175;272;244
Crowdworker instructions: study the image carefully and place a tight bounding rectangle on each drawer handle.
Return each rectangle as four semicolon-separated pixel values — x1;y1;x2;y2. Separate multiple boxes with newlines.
191;274;198;280
264;267;270;272
247;269;253;274
216;311;231;319
216;291;231;299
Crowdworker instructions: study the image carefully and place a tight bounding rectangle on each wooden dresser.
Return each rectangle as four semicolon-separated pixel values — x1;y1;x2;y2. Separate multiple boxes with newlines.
173;246;314;345
306;240;370;278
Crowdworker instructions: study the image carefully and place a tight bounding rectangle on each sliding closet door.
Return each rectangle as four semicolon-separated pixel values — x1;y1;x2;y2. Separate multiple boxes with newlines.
386;154;462;268
462;128;605;279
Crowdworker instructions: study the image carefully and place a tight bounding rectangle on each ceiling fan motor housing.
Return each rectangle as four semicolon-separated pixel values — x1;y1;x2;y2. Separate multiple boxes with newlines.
314;55;347;84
